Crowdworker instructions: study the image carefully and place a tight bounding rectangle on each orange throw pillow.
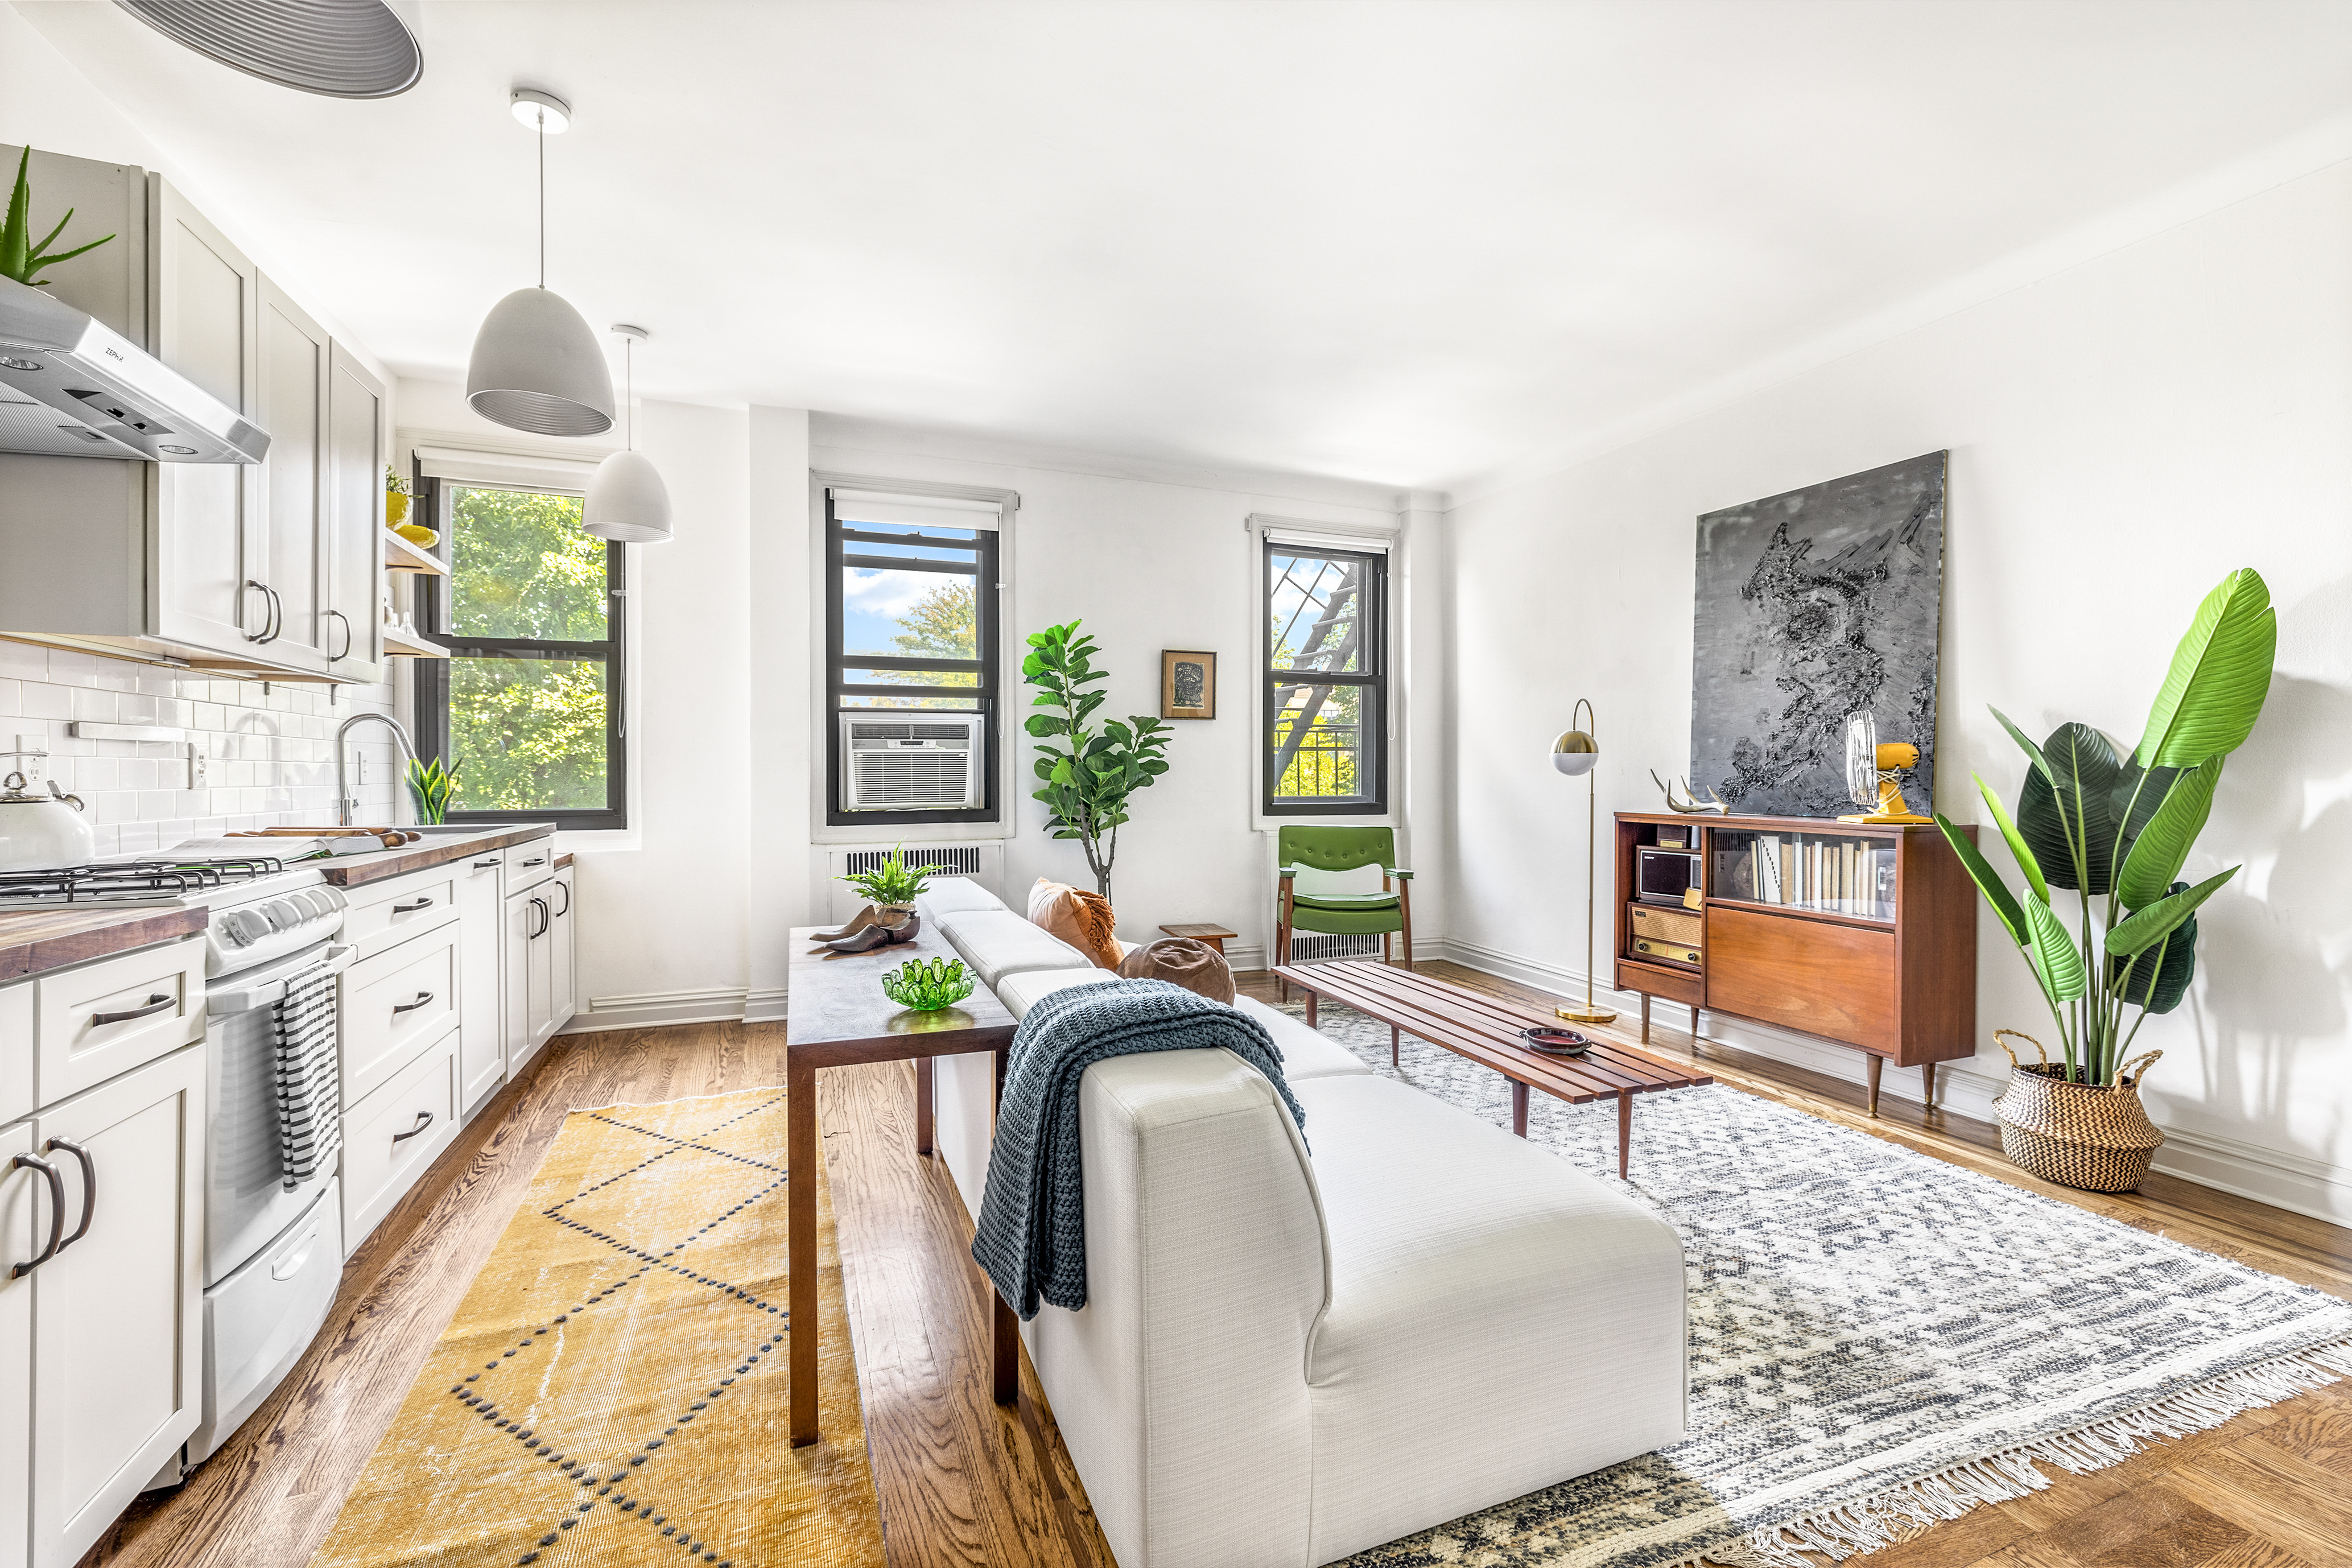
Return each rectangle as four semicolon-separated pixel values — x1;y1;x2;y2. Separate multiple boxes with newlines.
1028;877;1123;969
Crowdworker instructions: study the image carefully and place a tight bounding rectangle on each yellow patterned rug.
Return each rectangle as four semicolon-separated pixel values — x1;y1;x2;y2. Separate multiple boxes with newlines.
314;1087;884;1568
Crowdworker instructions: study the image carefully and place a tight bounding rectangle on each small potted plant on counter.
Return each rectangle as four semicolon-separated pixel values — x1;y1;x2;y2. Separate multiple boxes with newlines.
810;844;950;953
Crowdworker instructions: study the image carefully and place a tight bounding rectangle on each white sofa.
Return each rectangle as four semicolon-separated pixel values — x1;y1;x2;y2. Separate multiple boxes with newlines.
918;878;1687;1568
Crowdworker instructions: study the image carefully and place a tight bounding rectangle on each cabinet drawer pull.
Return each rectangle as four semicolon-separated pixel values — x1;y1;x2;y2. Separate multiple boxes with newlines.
44;1138;94;1252
552;881;571;917
520;856;546;867
392;898;435;913
529;896;550;939
8;1155;65;1279
92;992;174;1026
393;991;436;1015
472;859;502;869
391;1111;434;1144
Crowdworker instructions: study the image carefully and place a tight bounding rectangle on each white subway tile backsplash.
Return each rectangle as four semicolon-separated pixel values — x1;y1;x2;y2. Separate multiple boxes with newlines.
20;683;70;721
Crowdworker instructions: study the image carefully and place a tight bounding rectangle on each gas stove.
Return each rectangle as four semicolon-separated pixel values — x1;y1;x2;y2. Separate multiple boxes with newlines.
0;855;316;909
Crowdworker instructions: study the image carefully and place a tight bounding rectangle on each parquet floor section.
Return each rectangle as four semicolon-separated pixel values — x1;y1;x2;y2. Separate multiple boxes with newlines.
76;962;2352;1568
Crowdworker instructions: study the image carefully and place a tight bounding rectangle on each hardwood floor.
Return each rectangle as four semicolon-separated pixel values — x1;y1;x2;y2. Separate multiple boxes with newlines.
81;962;2352;1568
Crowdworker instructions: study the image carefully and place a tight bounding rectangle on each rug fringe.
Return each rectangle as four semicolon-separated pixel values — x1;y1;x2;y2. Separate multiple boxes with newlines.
1727;1335;2352;1566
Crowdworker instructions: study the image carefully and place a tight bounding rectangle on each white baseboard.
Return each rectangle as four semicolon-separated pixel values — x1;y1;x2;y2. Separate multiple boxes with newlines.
567;985;754;1034
744;987;789;1024
1436;939;2352;1228
1225;943;1269;972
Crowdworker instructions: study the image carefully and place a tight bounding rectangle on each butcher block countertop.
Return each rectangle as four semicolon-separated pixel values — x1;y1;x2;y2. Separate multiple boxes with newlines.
315;824;556;889
0;905;207;984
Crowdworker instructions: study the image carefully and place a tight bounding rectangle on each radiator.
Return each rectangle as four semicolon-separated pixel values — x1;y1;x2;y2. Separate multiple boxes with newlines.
826;841;1005;922
1284;932;1388;963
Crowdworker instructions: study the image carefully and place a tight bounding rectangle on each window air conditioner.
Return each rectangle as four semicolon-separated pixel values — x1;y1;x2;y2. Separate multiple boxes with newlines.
839;711;986;811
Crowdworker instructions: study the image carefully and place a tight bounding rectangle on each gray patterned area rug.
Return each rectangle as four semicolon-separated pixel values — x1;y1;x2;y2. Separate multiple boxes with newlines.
1277;1000;2352;1568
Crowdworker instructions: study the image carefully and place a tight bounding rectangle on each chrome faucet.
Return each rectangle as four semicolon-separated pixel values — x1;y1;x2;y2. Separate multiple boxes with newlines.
334;712;420;827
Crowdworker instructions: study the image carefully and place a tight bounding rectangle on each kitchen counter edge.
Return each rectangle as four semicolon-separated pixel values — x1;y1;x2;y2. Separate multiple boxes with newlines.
318;824;558;888
0;905;208;983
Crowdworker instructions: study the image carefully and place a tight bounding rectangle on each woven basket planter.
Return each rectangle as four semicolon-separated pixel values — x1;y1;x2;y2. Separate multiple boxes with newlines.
1990;1031;2165;1193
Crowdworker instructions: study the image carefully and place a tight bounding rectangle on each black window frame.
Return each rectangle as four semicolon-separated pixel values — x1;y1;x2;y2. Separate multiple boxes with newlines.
824;496;1001;827
1262;539;1388;816
411;474;630;833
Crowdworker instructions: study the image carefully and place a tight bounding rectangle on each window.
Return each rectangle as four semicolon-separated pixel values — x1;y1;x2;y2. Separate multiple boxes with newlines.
826;489;1001;825
413;481;628;831
1264;539;1387;814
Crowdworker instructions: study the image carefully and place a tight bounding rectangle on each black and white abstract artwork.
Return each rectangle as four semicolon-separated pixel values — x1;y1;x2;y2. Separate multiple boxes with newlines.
1690;452;1946;818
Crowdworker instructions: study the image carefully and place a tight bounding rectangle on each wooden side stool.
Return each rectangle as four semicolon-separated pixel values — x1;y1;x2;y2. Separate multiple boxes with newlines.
1157;922;1237;954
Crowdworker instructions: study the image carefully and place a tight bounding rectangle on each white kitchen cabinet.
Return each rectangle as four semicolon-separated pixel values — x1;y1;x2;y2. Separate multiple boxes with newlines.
0;1120;37;1568
550;867;577;1033
30;1043;204;1568
251;275;331;675
325;343;387;682
455;852;507;1113
340;1026;455;1254
503;885;556;1079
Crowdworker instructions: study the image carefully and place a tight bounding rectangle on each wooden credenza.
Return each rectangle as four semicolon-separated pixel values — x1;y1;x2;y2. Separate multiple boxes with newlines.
1611;811;1977;1113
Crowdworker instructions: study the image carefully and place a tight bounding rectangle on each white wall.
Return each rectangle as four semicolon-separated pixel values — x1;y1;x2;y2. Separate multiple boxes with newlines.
1443;158;2352;1222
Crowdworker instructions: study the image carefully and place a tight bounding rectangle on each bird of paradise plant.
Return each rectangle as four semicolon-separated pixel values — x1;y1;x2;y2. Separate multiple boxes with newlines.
1936;568;2276;1086
2;147;114;287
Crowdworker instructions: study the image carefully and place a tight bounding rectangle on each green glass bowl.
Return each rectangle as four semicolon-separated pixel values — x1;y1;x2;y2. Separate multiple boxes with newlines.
880;956;975;1013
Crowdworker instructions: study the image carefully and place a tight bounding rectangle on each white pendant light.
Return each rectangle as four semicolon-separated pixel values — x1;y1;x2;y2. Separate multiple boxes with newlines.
584;325;673;543
113;0;424;98
465;89;614;438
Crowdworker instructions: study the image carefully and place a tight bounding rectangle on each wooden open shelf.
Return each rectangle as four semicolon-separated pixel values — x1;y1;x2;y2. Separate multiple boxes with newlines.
382;530;449;576
380;624;448;659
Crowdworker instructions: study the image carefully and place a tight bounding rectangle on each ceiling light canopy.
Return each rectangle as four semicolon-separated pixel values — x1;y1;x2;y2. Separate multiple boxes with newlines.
584;325;674;543
112;0;423;98
465;88;614;438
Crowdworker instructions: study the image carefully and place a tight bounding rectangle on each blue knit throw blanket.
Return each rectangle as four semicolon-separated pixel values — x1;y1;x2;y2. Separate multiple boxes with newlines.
971;979;1306;1320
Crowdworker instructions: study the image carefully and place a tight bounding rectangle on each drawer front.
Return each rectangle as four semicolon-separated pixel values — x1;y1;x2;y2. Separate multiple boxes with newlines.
1705;905;1895;1051
34;936;205;1105
1617;955;1702;1006
341;870;460;961
504;841;556;894
340;1026;456;1253
340;927;459;1108
1629;905;1703;946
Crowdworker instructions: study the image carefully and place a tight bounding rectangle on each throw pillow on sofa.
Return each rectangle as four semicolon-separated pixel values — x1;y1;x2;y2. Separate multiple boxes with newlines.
1117;937;1236;1004
1028;877;1123;968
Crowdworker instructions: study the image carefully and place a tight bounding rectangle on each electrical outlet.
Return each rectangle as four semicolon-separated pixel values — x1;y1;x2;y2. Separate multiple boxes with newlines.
188;741;208;789
10;735;47;788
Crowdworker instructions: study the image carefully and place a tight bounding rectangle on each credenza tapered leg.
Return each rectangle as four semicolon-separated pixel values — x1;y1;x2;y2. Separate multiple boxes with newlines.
1866;1055;1883;1118
1922;1061;1937;1109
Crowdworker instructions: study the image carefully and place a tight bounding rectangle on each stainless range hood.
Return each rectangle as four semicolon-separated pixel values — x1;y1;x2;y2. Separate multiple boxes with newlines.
0;275;268;463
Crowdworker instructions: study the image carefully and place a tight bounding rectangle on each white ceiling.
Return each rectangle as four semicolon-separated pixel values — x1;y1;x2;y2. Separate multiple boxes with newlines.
18;0;2352;493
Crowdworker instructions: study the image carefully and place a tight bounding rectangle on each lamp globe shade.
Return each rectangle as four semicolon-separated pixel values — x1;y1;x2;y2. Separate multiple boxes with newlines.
1550;729;1599;776
465;287;616;437
583;449;672;542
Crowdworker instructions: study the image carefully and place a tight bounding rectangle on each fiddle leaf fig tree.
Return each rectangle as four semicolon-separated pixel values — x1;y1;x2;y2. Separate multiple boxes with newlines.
1022;620;1172;899
1937;568;2275;1086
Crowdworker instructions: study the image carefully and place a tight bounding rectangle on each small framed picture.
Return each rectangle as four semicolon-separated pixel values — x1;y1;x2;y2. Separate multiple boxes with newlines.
1161;650;1216;719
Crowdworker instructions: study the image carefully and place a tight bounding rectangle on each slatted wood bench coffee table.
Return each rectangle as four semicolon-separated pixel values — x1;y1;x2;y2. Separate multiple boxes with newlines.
1273;960;1711;1179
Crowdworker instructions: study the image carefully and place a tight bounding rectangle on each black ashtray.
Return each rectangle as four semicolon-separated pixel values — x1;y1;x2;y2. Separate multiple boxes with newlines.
1521;1026;1591;1056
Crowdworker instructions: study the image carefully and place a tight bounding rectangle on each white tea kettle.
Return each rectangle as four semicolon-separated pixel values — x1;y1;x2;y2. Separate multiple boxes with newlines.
0;753;96;872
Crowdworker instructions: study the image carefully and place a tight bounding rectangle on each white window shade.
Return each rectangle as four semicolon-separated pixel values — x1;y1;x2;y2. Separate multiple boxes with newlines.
830;488;1005;532
1255;514;1396;555
415;444;604;497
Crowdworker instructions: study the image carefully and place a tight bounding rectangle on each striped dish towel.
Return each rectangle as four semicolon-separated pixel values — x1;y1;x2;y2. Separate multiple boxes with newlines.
273;962;344;1191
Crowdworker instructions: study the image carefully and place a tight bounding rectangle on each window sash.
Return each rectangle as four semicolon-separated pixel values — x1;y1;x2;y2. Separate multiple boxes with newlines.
1264;542;1387;815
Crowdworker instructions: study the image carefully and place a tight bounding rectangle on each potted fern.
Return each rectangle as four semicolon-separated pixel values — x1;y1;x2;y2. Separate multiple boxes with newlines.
1937;568;2275;1192
838;844;950;920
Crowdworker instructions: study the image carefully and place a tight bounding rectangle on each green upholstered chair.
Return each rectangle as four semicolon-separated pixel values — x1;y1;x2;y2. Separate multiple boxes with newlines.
1276;825;1413;997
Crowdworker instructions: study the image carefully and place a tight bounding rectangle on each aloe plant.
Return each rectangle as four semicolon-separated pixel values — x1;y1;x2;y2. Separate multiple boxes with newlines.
3;147;114;287
404;756;461;824
1024;620;1173;899
1938;568;2275;1085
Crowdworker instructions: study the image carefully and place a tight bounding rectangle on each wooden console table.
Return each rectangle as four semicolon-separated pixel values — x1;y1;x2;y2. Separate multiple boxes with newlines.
785;924;1018;1446
1611;812;1977;1113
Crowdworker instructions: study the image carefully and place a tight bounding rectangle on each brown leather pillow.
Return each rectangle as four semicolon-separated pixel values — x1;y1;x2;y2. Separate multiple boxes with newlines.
1118;938;1236;1004
1027;877;1123;969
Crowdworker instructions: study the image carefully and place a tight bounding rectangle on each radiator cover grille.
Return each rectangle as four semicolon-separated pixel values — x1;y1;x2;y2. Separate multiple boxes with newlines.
1286;932;1387;963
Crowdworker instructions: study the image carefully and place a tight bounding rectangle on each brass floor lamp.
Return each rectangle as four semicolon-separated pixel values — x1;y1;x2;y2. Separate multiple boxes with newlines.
1552;700;1617;1026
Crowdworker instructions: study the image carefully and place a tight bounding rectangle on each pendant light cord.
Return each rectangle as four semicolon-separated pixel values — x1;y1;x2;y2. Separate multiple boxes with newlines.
536;109;546;289
624;336;634;450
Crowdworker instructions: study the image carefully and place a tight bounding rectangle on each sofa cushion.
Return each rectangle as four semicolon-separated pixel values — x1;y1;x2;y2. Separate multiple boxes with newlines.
1117;936;1236;1002
997;966;1124;1020
1291;1073;1687;1563
1232;996;1373;1082
939;909;1094;988
915;877;1007;923
1028;878;1123;968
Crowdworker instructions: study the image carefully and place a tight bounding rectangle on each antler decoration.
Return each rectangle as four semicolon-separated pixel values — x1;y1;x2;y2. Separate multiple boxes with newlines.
3;147;116;288
1650;769;1729;815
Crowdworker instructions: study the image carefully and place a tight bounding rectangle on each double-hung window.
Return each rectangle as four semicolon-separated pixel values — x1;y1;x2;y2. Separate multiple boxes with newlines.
413;478;628;831
1264;538;1388;814
825;488;1002;825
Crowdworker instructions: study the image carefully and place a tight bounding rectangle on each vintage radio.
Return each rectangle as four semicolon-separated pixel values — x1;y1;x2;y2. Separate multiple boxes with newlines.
1636;847;1701;906
1632;936;1702;965
1629;905;1703;946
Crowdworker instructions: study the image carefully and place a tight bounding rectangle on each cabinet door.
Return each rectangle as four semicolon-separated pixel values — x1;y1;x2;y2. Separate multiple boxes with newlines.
148;176;262;657
503;893;554;1079
326;343;387;682
30;1046;203;1568
457;855;505;1113
0;1121;38;1568
251;277;330;674
550;870;576;1031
